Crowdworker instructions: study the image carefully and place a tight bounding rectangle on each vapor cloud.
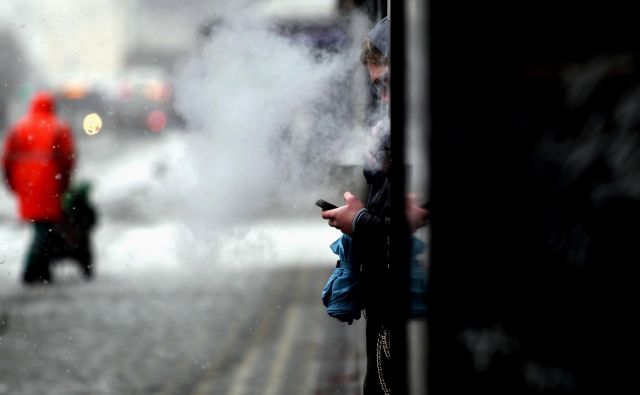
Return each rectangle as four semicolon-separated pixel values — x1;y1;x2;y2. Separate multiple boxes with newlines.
172;5;371;225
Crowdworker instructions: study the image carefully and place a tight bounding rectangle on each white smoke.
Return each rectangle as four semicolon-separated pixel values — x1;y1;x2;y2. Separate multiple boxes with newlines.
172;5;372;226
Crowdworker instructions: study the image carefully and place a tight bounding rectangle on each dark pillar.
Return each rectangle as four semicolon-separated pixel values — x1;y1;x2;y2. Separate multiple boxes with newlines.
389;0;410;393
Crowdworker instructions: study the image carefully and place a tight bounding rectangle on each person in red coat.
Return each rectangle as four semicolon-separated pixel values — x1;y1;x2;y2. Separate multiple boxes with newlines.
2;90;76;285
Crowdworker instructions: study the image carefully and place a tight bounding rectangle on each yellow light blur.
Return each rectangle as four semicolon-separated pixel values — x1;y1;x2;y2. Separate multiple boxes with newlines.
83;113;102;135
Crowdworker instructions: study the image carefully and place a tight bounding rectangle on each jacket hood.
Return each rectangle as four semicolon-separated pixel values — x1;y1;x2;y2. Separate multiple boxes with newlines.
29;91;56;116
367;17;389;58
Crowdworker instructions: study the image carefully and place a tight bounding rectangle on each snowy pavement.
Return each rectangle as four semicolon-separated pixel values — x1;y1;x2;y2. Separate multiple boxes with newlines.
0;264;365;395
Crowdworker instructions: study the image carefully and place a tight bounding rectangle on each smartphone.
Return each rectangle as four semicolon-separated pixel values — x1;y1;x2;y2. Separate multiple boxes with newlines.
315;199;338;211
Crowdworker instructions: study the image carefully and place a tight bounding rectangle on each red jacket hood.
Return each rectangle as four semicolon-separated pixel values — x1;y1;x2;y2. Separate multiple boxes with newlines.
29;91;56;116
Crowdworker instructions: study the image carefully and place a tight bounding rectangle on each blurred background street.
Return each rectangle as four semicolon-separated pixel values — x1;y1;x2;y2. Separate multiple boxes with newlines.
0;126;367;395
1;0;428;394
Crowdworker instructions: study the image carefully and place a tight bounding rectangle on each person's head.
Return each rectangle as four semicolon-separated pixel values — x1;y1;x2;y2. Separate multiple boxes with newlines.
360;17;390;102
29;90;56;115
62;181;92;211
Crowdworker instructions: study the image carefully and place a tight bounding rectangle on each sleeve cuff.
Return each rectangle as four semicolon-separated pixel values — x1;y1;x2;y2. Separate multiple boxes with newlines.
352;208;368;234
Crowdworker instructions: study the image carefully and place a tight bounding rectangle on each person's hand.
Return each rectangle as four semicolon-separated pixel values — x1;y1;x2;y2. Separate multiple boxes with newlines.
321;192;364;236
406;193;429;232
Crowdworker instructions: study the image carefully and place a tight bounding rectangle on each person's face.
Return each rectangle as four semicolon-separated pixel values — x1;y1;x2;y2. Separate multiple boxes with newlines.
367;63;390;103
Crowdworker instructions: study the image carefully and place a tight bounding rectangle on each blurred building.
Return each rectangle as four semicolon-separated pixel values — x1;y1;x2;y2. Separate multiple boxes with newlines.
33;0;127;82
12;0;210;84
0;28;29;130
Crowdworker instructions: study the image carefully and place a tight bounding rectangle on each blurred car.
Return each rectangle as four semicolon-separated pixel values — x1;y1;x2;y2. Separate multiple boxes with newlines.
109;65;184;133
52;78;111;137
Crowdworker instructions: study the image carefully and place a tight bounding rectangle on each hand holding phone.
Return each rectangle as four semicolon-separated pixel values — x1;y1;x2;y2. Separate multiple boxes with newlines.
315;199;338;211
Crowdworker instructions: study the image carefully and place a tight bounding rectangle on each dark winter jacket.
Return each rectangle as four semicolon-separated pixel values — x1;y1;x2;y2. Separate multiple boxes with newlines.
58;183;97;249
352;166;392;320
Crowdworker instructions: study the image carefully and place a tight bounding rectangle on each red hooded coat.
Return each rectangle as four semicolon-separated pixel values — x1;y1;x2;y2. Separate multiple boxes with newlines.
2;91;75;221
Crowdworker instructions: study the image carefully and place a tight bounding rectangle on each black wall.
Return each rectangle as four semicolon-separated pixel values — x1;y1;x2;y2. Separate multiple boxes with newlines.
429;2;640;393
